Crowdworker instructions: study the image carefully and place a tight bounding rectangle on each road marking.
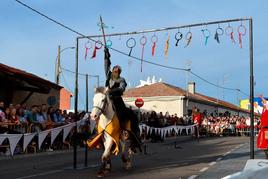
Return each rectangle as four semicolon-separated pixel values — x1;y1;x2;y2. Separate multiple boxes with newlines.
209;161;217;166
188;175;198;179
16;170;63;179
223;151;231;156
200;167;208;172
216;157;223;161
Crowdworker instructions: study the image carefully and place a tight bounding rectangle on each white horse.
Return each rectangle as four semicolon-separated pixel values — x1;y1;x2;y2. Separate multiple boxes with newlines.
88;87;139;177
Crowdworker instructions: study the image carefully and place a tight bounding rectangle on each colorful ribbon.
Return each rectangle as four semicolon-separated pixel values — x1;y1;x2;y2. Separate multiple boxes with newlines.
214;26;224;43
164;33;170;59
225;25;235;44
91;41;103;59
184;31;192;48
238;24;246;48
201;29;210;46
126;37;136;56
151;35;158;57
175;31;183;46
140;36;147;72
84;41;92;60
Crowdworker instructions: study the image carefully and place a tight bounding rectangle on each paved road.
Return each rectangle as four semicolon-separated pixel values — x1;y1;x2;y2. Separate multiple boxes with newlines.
0;136;258;179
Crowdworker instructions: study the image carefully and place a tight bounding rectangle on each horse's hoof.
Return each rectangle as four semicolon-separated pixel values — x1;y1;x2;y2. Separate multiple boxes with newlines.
125;161;132;170
96;170;105;178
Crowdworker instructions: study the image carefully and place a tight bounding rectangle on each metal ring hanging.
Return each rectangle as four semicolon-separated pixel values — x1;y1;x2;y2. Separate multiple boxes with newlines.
175;31;183;41
84;40;93;49
151;34;158;43
95;40;103;49
202;29;210;38
185;31;192;40
140;36;147;45
225;25;233;36
106;39;113;48
216;27;224;36
237;24;246;36
126;37;136;48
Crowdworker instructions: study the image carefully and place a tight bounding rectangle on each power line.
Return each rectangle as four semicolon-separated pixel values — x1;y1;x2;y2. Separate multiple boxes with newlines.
15;0;249;97
189;70;249;97
15;0;188;72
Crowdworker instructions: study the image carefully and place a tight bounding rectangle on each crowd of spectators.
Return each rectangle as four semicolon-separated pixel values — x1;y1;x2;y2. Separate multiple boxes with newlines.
138;109;260;141
0;101;89;134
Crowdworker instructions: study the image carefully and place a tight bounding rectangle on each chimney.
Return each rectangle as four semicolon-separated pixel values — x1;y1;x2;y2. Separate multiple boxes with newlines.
188;82;196;94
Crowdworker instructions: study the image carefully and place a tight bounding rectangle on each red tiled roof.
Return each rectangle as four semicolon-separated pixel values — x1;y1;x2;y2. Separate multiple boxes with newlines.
0;63;62;91
123;82;248;113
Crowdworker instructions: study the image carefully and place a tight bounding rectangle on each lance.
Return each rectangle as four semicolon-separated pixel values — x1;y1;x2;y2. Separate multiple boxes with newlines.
99;15;107;47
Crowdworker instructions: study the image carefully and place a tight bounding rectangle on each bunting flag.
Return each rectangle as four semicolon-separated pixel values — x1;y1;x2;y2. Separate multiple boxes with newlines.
38;130;51;149
139;124;197;137
23;133;36;151
51;127;63;145
7;134;23;156
0;135;6;145
76;120;83;130
63;123;75;142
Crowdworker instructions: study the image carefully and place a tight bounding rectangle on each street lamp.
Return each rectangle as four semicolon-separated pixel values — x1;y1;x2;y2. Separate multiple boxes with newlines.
55;45;75;84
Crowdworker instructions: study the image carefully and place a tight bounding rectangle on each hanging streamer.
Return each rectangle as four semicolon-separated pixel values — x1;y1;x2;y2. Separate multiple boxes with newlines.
225;24;236;43
214;25;224;43
175;29;183;46
126;37;136;56
151;34;158;57
91;40;103;59
164;32;170;59
84;40;92;60
184;29;192;48
237;23;247;48
201;28;210;46
140;36;147;72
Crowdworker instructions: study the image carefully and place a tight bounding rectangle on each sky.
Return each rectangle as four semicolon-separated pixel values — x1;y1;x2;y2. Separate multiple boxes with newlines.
0;0;267;110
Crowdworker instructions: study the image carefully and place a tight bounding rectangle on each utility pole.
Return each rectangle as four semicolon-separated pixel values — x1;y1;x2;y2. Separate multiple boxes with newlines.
56;45;61;85
86;74;89;112
185;60;192;108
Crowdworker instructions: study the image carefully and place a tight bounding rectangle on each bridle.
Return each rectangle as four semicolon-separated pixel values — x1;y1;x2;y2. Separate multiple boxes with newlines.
93;94;108;115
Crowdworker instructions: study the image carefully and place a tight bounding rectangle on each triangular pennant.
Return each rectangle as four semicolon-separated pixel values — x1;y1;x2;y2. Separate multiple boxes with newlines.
23;133;36;151
139;125;142;133
51;127;62;145
38;130;51;149
7;134;23;156
63;123;75;142
186;127;190;135
0;135;6;145
76;120;82;130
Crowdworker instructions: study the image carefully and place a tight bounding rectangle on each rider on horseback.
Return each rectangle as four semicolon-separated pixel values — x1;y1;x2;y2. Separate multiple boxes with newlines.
104;47;127;125
104;47;141;152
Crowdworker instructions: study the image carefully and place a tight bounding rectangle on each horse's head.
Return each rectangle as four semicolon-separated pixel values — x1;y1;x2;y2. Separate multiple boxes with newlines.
91;87;108;120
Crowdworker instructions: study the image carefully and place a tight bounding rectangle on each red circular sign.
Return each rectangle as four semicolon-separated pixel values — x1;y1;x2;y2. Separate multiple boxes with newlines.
135;98;144;108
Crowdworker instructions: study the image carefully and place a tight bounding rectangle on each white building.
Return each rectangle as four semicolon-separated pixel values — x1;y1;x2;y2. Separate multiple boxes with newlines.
123;82;249;117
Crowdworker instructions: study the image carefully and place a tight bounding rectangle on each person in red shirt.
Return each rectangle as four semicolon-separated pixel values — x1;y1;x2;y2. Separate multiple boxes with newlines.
257;96;268;159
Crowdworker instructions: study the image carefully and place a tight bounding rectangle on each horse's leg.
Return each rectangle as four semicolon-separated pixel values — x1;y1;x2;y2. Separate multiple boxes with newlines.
121;131;132;170
97;132;113;178
102;132;113;172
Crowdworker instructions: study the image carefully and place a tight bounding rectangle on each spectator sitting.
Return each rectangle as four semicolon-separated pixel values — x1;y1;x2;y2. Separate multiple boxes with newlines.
0;101;6;122
9;108;20;124
53;109;65;125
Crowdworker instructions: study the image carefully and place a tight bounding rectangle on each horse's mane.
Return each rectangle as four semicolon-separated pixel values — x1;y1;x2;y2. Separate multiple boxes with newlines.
94;86;106;94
